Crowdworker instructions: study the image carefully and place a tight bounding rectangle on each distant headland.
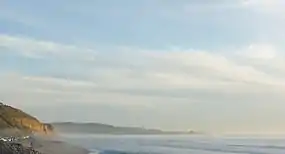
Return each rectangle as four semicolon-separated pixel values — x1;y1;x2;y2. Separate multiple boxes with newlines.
51;122;197;135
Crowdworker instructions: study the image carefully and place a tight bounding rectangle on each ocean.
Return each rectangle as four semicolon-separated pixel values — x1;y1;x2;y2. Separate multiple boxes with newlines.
58;134;285;154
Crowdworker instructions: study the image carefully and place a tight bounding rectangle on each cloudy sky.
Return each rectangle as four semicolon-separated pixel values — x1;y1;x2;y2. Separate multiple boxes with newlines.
1;0;285;134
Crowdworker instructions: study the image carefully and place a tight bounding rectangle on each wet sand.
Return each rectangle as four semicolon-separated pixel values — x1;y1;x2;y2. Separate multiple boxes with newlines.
25;135;89;154
35;140;89;154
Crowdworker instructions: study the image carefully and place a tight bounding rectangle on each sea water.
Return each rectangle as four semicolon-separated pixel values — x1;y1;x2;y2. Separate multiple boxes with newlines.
58;134;285;154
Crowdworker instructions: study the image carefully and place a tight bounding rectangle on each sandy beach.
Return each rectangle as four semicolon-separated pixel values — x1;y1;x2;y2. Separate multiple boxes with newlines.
35;140;89;154
25;135;89;154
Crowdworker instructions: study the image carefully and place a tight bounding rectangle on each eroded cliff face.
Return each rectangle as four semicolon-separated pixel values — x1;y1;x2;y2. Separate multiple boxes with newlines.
0;102;53;135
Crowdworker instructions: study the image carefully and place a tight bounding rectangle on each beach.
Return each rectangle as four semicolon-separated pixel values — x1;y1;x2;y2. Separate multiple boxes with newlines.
0;135;89;154
32;135;89;154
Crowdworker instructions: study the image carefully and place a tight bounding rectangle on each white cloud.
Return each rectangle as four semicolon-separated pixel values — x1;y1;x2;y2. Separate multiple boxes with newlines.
1;35;285;91
240;44;277;59
2;35;285;132
241;0;285;14
242;0;282;7
0;34;96;59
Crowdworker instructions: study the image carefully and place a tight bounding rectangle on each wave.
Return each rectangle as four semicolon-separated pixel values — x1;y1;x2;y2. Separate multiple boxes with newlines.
146;144;268;154
61;135;285;154
90;150;159;154
89;144;271;154
228;144;285;150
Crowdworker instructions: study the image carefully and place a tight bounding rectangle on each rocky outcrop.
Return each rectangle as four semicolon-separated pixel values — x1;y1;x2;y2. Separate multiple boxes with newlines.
0;102;53;135
0;102;88;154
0;140;41;154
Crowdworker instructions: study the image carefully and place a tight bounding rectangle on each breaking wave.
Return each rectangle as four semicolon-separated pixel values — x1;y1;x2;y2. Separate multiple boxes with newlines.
61;135;285;154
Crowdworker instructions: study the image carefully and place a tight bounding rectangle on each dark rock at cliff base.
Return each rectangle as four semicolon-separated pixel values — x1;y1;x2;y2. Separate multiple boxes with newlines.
0;140;41;154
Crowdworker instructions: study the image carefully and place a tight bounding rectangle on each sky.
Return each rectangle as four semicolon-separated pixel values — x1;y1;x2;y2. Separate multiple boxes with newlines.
1;0;285;134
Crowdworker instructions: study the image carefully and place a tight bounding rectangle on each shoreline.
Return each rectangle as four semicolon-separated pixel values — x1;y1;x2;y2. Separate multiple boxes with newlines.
0;134;90;154
33;135;90;154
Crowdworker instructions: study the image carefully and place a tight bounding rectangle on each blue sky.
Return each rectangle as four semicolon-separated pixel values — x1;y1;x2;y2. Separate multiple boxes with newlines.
1;0;285;134
2;0;283;49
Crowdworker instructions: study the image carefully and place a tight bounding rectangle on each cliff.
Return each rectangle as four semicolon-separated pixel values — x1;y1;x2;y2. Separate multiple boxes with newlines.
0;102;88;154
0;102;53;135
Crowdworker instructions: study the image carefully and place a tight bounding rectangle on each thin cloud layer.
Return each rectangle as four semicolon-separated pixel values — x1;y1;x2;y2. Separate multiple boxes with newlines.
1;35;285;133
0;34;96;59
1;0;285;133
1;35;285;89
0;36;285;131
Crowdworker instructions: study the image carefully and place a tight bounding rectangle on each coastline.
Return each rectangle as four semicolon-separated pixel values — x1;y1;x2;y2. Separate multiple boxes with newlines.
33;135;90;154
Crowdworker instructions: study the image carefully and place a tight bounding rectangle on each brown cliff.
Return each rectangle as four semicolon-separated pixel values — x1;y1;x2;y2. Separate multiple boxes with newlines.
0;102;53;135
